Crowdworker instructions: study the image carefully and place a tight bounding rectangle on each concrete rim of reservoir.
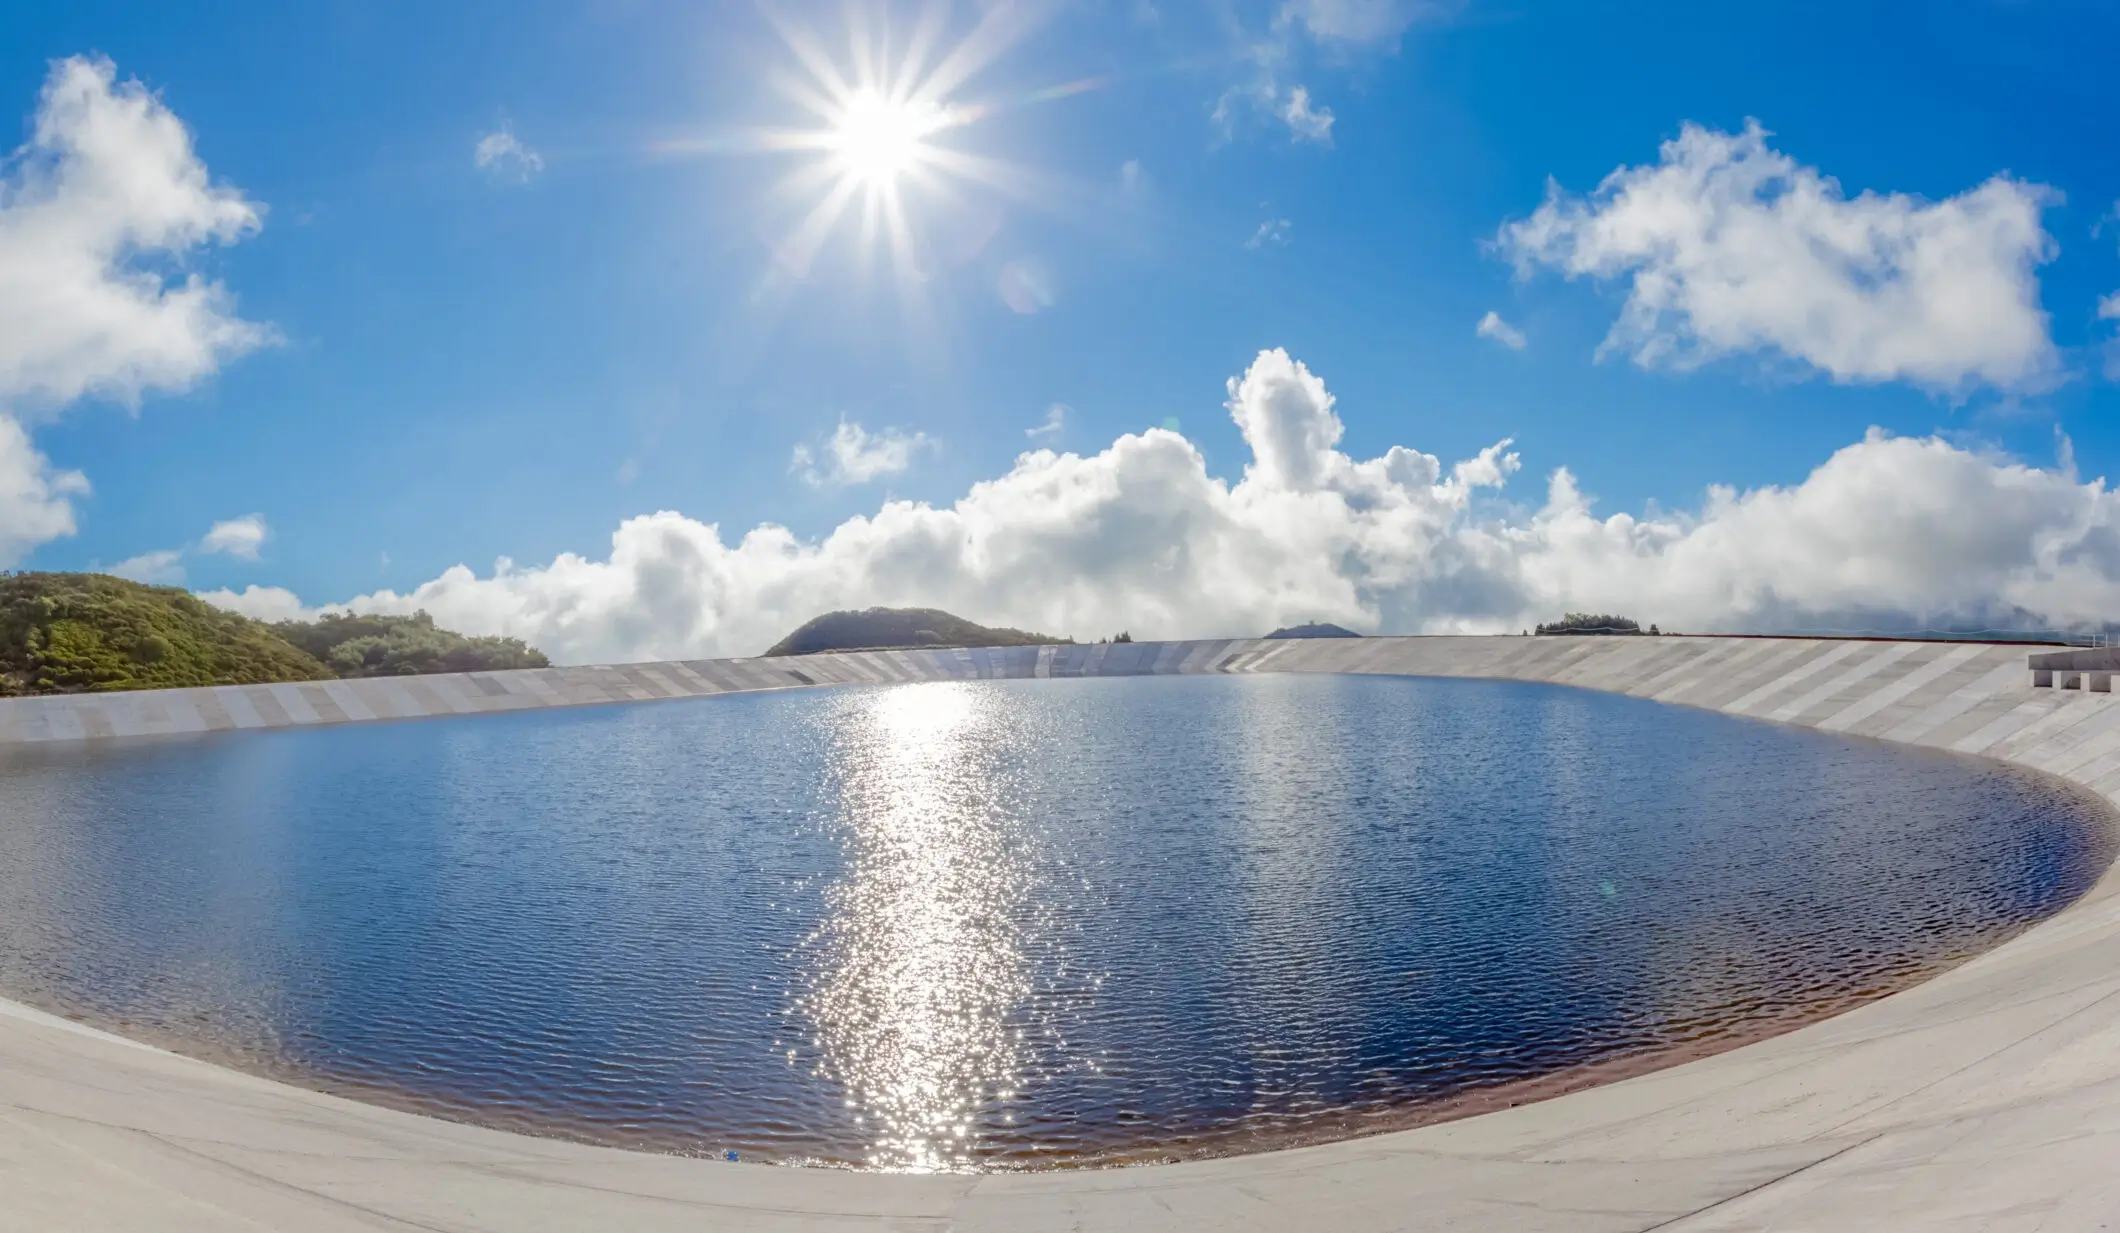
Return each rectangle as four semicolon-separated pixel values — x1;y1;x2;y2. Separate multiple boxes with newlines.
4;634;2120;1231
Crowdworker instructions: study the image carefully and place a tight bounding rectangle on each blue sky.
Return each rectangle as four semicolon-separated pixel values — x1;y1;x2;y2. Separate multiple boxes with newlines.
7;0;2120;659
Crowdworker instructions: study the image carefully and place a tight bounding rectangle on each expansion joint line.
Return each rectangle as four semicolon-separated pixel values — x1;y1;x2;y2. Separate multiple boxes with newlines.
1636;1134;1883;1232
1818;980;2120;1139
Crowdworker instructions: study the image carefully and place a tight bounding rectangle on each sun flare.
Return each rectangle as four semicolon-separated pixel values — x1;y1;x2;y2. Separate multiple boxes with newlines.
828;90;950;188
650;5;1099;286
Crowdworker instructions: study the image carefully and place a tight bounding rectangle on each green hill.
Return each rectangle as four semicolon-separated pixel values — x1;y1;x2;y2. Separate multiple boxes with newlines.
1265;622;1362;639
0;572;547;696
766;607;1070;657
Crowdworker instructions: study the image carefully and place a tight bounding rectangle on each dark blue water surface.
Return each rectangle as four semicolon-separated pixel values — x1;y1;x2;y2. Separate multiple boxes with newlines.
0;674;2110;1171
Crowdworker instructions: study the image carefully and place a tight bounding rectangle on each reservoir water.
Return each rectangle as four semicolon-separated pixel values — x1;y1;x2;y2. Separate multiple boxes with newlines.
0;673;2109;1171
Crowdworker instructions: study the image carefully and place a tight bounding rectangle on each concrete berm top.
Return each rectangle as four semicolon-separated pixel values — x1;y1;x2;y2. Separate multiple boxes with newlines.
3;634;2120;1232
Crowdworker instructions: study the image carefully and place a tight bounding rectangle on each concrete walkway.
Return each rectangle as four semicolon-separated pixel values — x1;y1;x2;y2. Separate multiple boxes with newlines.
3;635;2119;1231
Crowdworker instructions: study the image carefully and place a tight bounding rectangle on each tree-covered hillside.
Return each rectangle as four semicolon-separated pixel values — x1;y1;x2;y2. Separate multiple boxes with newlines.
0;572;334;695
0;573;548;696
767;607;1070;656
271;611;548;678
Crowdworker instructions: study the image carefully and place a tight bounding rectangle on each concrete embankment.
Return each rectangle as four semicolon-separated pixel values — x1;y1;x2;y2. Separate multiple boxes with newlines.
3;634;2119;1232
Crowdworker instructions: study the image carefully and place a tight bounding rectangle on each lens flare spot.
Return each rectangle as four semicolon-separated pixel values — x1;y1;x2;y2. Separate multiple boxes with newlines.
997;258;1054;314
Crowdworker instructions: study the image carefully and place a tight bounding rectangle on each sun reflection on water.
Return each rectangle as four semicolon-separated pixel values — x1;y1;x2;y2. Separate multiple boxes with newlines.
801;682;1032;1171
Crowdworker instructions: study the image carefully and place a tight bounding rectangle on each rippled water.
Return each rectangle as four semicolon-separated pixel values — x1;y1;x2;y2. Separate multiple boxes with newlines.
0;674;2110;1171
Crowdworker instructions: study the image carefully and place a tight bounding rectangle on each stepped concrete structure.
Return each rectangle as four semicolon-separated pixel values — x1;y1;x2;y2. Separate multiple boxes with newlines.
3;634;2119;1231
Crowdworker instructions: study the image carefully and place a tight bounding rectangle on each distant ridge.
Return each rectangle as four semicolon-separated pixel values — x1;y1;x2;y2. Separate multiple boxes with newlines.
1265;622;1362;639
765;607;1071;657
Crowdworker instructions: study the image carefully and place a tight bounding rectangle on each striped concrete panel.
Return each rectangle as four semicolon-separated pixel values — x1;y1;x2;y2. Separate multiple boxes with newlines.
1884;650;2044;746
1619;639;1735;700
1147;641;1190;673
1722;642;1865;716
2016;700;2120;774
1664;638;1816;708
1882;661;2043;745
1951;696;2065;756
656;663;719;694
1835;648;2006;740
267;684;324;724
73;703;118;740
0;636;2084;760
92;698;145;739
1982;693;2108;761
1652;640;1772;703
1551;638;1664;691
1764;642;1922;724
397;678;460;716
296;683;350;725
1661;638;1801;704
240;686;294;727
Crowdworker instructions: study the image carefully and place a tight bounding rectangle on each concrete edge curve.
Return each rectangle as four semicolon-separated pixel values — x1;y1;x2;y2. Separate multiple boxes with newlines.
3;634;2119;1231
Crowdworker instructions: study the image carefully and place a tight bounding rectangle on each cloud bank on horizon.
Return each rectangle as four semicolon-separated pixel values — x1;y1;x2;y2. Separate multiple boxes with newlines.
203;347;2120;663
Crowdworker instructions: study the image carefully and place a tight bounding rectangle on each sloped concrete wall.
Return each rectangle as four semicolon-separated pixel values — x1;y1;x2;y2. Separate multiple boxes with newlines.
0;636;2076;776
0;639;1252;743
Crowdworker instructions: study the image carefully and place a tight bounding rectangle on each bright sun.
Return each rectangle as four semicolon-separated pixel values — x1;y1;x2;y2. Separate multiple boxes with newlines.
828;91;948;188
664;7;1097;284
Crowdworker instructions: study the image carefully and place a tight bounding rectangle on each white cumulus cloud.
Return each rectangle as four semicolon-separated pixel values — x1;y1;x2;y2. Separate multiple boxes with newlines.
791;421;932;489
1028;404;1067;439
99;513;270;585
107;548;184;585
206;583;312;624
0;56;267;565
474;124;544;182
0;56;273;414
1476;310;1527;351
1497;120;2058;394
201;349;2120;664
0;417;89;566
200;512;267;559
